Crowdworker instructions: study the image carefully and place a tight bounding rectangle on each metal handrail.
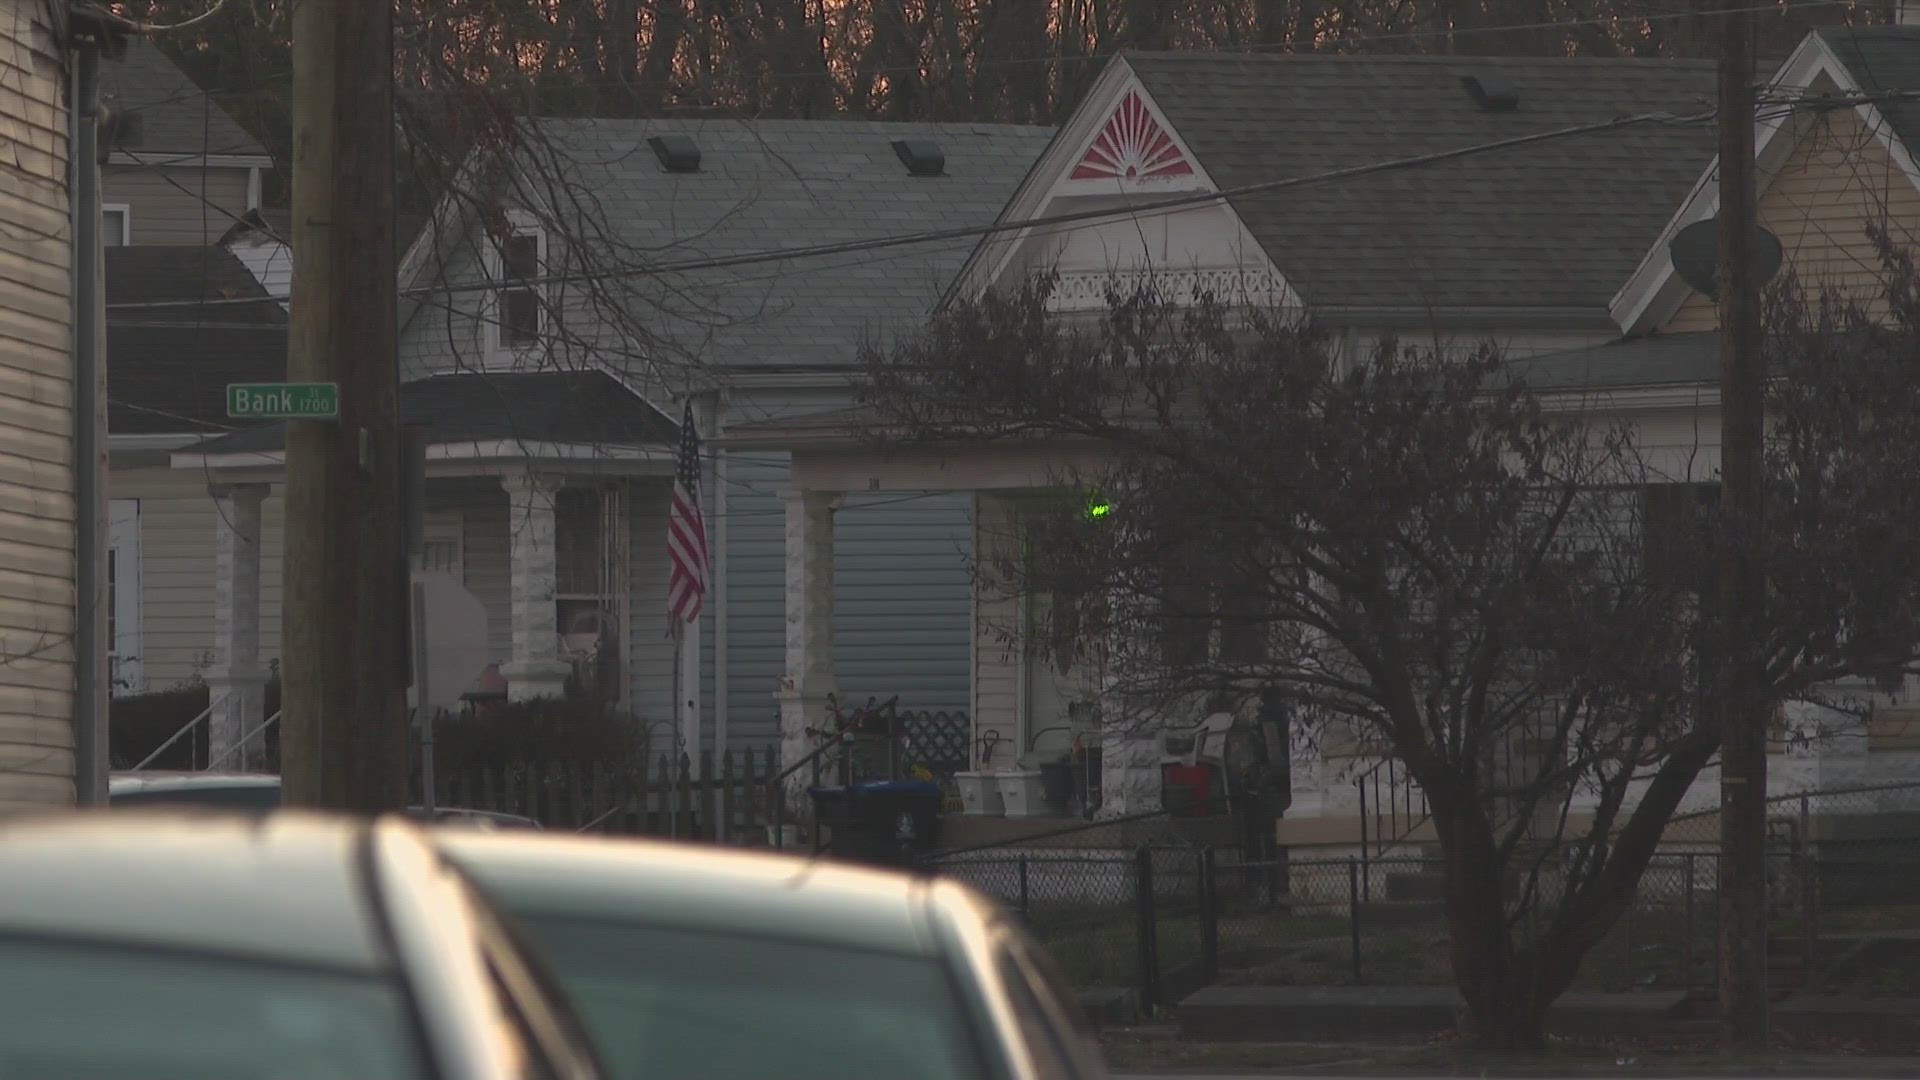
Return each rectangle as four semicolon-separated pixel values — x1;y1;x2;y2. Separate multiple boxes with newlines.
202;709;281;772
130;692;228;771
1354;753;1430;859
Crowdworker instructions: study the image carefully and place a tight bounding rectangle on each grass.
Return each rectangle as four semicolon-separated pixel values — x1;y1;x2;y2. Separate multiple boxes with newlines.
1029;896;1920;996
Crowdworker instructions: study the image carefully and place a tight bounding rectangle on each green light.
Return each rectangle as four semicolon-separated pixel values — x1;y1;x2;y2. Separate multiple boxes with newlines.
1086;500;1112;519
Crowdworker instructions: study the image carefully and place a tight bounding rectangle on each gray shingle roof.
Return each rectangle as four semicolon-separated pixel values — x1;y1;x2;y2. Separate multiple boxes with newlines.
106;246;284;323
106;246;287;435
189;371;677;453
107;322;287;435
101;40;270;160
511;118;1055;370
1813;26;1920;154
1123;52;1718;311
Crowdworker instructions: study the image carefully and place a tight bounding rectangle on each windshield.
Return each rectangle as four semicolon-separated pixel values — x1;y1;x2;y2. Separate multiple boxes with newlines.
514;915;985;1080
0;935;426;1080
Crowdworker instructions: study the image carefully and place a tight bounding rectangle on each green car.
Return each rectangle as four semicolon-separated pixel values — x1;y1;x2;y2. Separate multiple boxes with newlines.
434;831;1109;1080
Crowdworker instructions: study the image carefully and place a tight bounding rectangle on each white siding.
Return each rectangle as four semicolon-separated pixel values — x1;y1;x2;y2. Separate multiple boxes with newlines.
99;166;250;245
0;0;71;810
108;466;284;689
226;236;291;309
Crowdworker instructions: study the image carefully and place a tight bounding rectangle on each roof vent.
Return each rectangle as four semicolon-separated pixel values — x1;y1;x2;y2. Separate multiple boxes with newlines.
892;139;945;177
648;134;701;173
1460;75;1519;112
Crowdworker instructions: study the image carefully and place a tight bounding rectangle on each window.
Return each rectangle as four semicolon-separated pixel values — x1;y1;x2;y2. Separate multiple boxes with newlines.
994;941;1088;1080
101;204;129;246
415;510;464;575
510;916;984;1080
0;935;427;1077
491;212;546;354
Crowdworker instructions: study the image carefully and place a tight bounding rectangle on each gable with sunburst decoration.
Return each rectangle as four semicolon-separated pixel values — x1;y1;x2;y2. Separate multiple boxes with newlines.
1070;90;1195;181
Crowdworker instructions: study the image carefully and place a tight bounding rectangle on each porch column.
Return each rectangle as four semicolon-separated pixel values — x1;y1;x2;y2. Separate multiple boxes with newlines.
207;483;268;770
500;470;572;701
777;489;839;794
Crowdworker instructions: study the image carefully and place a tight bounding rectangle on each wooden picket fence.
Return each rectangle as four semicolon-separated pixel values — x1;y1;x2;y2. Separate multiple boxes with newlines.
416;746;783;843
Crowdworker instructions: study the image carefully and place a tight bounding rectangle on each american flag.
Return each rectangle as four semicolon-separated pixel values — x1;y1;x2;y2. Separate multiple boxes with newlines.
666;404;708;624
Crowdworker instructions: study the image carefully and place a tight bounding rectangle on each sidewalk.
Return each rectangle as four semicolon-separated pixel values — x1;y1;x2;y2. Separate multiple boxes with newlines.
1102;1035;1920;1077
1173;986;1920;1043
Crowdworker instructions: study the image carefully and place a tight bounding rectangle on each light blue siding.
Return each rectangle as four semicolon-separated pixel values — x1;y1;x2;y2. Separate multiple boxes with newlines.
716;449;973;751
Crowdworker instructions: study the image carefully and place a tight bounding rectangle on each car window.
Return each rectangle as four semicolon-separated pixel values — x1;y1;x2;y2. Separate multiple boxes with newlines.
1005;939;1107;1078
513;915;983;1080
0;934;426;1079
478;918;601;1080
994;942;1082;1080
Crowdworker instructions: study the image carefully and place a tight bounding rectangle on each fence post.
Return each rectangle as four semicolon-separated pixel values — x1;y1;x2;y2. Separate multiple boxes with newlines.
1018;855;1030;917
1199;848;1219;984
1348;857;1363;984
1357;783;1371;902
1684;853;1697;987
1134;847;1160;1015
1800;851;1817;982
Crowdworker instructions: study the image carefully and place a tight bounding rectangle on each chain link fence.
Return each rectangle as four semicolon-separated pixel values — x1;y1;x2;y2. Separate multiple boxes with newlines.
921;781;1920;1012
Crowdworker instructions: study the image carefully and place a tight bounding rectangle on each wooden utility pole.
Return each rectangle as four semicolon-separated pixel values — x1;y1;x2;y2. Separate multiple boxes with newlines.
282;0;406;809
1714;0;1768;1048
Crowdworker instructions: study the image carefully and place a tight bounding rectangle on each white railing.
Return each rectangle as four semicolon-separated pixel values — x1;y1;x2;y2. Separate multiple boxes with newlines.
202;710;282;772
129;692;229;772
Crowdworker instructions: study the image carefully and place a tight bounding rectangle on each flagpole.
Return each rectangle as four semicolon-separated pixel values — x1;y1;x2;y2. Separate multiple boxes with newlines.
669;618;682;839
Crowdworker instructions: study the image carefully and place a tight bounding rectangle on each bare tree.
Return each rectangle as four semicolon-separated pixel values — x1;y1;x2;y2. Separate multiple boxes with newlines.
859;268;1920;1046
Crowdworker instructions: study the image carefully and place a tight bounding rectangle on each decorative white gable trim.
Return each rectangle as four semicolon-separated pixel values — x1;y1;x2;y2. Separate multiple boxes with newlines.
1610;34;1920;336
954;58;1300;313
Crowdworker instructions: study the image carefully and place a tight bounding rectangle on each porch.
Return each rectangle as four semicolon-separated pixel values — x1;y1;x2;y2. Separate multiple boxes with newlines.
171;370;688;769
747;429;1281;829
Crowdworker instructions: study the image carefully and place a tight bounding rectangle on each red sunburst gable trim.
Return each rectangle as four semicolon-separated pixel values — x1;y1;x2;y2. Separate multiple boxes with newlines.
1070;90;1195;181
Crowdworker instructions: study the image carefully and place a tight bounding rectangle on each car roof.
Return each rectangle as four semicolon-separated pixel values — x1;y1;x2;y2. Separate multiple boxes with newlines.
436;831;976;957
108;771;280;794
0;811;389;975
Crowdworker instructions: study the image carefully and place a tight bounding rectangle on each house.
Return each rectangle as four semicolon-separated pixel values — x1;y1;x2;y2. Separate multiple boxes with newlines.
0;0;78;811
103;245;287;751
98;39;271;245
157;119;1053;766
736;30;1920;839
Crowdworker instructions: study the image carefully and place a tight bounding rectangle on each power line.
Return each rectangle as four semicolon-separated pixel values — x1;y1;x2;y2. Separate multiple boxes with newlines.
107;101;1711;312
102;87;1916;317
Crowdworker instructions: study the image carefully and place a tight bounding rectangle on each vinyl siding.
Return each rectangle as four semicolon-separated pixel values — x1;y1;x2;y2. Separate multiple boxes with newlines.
718;439;974;754
100;166;251;245
1667;104;1920;333
0;0;71;810
108;467;285;690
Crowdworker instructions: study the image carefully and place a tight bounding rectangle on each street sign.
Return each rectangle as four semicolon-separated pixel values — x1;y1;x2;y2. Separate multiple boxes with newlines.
226;382;339;420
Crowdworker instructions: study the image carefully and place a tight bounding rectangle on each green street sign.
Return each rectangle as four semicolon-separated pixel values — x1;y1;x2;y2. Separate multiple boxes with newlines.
227;382;339;420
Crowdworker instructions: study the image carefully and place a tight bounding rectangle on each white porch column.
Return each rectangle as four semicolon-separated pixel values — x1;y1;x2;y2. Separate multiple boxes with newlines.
207;483;268;771
777;489;839;796
500;470;572;702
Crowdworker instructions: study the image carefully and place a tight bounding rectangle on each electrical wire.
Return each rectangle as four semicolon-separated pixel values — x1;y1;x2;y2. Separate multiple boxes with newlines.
79;0;228;33
104;101;1714;312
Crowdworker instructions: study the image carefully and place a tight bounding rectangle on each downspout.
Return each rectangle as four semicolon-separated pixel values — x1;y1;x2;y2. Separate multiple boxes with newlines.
70;16;111;805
